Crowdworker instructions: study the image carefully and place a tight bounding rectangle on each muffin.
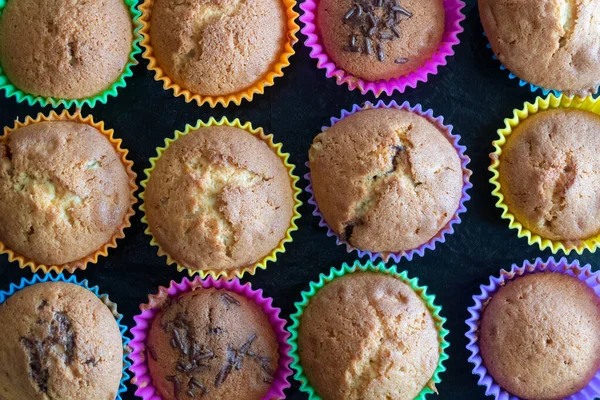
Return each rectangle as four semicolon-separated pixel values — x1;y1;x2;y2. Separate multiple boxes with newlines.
0;120;132;267
317;0;445;81
479;0;600;95
144;125;294;274
0;0;134;100
0;281;124;399
146;288;279;400
497;109;600;245
309;107;463;254
479;272;600;399
297;272;440;400
149;0;287;97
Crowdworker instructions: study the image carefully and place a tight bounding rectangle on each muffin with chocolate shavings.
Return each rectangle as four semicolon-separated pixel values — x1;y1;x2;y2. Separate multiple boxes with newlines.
317;0;445;81
309;107;463;254
0;281;124;399
144;125;294;274
146;288;279;400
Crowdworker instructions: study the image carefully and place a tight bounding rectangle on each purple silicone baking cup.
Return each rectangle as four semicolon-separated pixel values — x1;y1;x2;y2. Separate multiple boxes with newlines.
299;0;465;96
465;257;600;400
128;277;292;400
305;99;472;263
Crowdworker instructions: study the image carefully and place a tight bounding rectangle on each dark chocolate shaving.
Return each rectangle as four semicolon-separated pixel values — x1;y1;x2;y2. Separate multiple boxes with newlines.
38;300;48;310
166;375;183;398
220;293;240;310
21;337;49;393
84;358;98;366
342;0;412;62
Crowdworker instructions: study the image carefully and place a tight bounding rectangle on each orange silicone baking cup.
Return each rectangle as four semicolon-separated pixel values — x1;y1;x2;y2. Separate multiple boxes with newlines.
139;117;302;280
137;0;299;108
0;110;138;274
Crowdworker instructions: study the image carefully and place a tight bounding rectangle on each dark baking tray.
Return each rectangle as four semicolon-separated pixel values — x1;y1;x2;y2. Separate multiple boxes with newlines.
1;1;598;399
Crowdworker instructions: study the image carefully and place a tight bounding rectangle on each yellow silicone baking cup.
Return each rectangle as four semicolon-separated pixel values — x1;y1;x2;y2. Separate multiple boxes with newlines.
140;117;302;280
489;93;600;254
0;110;138;274
137;0;299;108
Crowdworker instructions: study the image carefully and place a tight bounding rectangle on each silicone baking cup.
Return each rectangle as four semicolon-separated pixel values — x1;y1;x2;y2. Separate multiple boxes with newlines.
0;110;138;274
489;94;600;254
466;257;600;400
140;117;302;279
0;273;131;399
0;0;142;108
299;0;465;96
129;276;292;400
288;260;450;400
138;0;299;107
306;100;472;263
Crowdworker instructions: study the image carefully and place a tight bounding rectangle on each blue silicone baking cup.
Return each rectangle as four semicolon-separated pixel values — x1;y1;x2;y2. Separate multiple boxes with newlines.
483;32;561;97
0;273;131;399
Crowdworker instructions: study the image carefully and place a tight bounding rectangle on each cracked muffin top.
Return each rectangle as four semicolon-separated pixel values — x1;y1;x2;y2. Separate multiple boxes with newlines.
309;107;463;254
479;0;600;95
479;272;600;399
150;0;287;97
146;288;279;400
0;0;133;100
0;121;132;266
498;109;600;244
318;0;445;81
145;125;294;273
0;281;124;400
298;272;440;400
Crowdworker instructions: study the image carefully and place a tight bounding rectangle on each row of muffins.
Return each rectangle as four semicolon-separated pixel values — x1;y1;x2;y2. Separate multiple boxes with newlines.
1;0;598;108
0;257;598;399
4;96;600;278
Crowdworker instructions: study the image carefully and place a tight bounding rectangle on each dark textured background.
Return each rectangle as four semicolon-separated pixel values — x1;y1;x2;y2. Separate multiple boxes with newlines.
1;0;598;399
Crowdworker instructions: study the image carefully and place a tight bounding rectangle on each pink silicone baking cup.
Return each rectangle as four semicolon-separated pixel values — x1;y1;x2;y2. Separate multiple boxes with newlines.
128;277;292;400
299;0;465;96
465;257;600;400
306;99;472;263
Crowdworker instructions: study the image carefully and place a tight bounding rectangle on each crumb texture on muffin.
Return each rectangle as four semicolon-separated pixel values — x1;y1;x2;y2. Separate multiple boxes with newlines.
479;272;600;399
147;288;279;400
145;126;294;272
298;272;440;400
0;121;131;266
479;0;600;95
0;282;123;400
150;0;286;96
317;0;445;81
309;108;463;253
0;0;133;99
499;109;600;242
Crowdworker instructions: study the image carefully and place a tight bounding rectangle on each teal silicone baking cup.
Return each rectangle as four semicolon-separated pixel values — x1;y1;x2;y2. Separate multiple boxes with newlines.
0;0;142;108
0;273;131;399
287;260;449;399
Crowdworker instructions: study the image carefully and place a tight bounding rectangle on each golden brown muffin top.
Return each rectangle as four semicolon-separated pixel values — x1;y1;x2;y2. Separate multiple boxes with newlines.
150;0;286;97
298;272;440;400
0;0;133;99
317;0;445;81
480;272;600;400
309;108;463;253
0;282;123;400
0;121;132;266
498;109;600;243
147;288;279;400
479;0;600;95
145;126;294;273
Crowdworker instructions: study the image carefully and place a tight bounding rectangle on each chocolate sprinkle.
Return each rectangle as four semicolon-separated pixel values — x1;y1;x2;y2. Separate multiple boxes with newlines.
395;57;408;64
220;293;240;309
342;0;412;63
147;345;158;361
166;375;183;398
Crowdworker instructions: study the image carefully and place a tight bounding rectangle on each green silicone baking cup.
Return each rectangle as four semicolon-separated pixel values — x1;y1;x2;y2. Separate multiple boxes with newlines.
0;0;142;109
287;260;450;399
